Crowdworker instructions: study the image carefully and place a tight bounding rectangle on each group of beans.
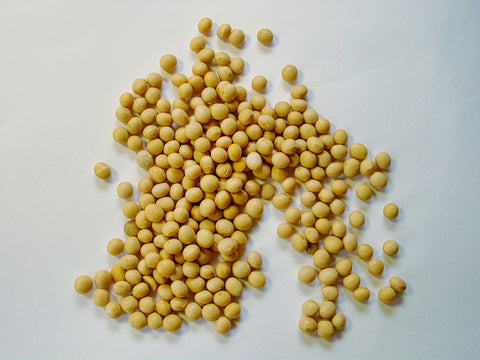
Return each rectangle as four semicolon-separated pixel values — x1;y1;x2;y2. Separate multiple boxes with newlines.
76;17;406;339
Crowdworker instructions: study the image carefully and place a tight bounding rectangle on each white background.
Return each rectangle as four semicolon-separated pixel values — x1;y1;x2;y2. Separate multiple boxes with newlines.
1;1;479;359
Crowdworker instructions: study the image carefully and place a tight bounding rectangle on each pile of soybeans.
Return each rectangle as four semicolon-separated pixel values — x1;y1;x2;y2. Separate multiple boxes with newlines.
74;17;406;339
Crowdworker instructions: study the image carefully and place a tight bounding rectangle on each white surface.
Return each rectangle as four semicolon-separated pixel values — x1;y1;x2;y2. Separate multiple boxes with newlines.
1;1;479;359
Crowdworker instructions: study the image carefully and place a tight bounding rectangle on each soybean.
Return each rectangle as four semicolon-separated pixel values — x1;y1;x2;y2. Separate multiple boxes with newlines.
94;162;111;180
298;266;317;284
389;276;407;293
383;240;399;256
353;287;370;302
78;16;405;339
74;275;93;294
281;64;298;82
197;17;212;34
383;203;399;219
257;28;274;44
378;287;396;304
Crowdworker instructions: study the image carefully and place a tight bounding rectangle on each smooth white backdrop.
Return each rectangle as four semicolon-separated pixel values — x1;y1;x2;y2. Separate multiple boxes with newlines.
0;1;479;359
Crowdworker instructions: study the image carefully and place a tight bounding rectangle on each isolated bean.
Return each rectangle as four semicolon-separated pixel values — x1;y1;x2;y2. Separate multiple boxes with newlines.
257;28;274;44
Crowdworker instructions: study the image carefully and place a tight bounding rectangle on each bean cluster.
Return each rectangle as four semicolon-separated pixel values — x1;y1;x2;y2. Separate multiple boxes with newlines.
77;17;406;338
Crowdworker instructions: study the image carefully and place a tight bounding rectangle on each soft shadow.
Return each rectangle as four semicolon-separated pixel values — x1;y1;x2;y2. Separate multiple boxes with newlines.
379;295;404;315
94;167;118;188
257;36;278;52
383;174;394;193
242;60;251;77
387;206;405;223
367;272;385;288
387;156;397;172
383;244;402;267
359;212;370;232
260;252;270;271
263;79;274;94
239;304;249;323
299;331;322;346
295;69;306;85
306;87;315;104
249;275;271;294
73;292;92;309
237;33;250;50
106;314;127;332
174;59;185;74
317;337;335;349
